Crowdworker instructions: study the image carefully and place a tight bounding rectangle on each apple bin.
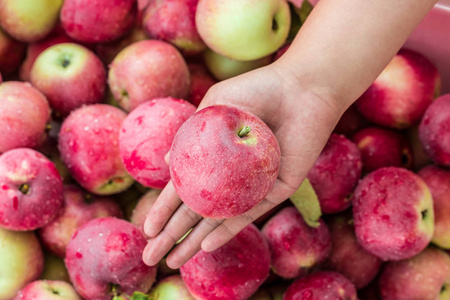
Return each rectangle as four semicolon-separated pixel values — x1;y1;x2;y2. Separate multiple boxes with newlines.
0;0;450;299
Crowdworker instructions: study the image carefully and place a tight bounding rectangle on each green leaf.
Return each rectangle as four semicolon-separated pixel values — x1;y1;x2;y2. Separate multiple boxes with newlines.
290;178;322;228
130;292;149;300
299;0;314;24
287;2;302;41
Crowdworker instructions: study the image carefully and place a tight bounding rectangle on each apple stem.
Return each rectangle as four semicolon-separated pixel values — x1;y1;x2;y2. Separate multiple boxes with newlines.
238;126;252;138
19;183;30;194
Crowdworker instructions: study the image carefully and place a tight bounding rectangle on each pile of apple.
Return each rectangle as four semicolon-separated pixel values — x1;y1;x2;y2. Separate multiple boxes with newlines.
0;0;449;299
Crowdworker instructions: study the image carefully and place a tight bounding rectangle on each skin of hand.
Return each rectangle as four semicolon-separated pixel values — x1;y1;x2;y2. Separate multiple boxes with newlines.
142;0;438;269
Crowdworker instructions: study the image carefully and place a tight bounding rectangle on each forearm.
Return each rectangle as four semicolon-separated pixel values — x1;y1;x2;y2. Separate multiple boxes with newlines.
275;0;438;111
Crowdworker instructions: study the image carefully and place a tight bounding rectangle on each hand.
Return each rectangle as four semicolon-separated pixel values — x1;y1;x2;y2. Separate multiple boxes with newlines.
141;61;344;269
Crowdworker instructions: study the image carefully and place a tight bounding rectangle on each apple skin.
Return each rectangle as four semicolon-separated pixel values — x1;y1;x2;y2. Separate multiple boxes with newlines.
324;212;383;289
143;0;206;55
203;48;273;81
58;104;135;195
261;206;331;279
38;184;123;258
283;271;358;300
19;30;74;82
41;253;71;283
170;105;281;218
119;97;196;189
108;40;191;112
406;124;432;171
131;189;161;235
187;63;217;107
333;103;369;138
0;0;63;42
195;0;291;61
419;94;450;167
0;81;51;154
65;217;157;300
418;165;450;249
30;43;106;117
148;275;195;300
180;224;270;300
356;48;441;129
0;27;26;76
307;133;362;214
379;247;450;300
352;126;413;173
353;167;434;261
61;0;137;43
0;228;44;300
0;148;64;231
13;280;81;300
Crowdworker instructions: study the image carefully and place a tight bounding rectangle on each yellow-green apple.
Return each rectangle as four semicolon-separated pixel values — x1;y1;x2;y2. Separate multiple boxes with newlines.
58;104;134;195
130;189;161;235
187;63;216;107
38;185;123;258
419;94;450;167
180;224;270;300
119;97;196;189
41;253;70;283
261;206;331;279
170;105;281;218
324;212;383;289
195;0;291;61
379;247;450;300
65;217;157;300
0;0;63;42
418;165;450;249
30;43;106;117
60;0;137;43
0;228;43;300
353;167;434;261
283;271;357;300
352;126;413;173
356;48;441;129
143;0;206;55
0;148;64;231
203;48;272;81
0;81;50;154
148;275;194;300
0;27;26;76
19;29;74;81
13;280;81;300
307;133;362;214
108;40;191;112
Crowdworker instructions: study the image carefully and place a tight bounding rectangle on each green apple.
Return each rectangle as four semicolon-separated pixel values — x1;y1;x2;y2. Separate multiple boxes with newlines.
196;0;291;61
203;48;272;81
0;228;44;300
0;0;63;42
148;275;194;300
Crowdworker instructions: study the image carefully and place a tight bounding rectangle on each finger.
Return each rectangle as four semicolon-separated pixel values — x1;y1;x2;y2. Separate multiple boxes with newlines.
201;196;281;253
144;181;182;238
142;203;202;266
165;218;224;269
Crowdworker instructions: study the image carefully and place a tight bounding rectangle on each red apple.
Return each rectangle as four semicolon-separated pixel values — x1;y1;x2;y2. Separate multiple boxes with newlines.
283;271;358;300
356;48;441;129
13;280;81;300
143;0;206;55
187;63;217;107
30;43;106;117
352;126;413;173
170;105;281;218
65;217;157;300
379;247;450;300
262;206;331;279
58;104;135;195
38;185;123;258
108;40;191;112
333;103;370;138
61;0;137;43
0;27;26;76
0;148;64;231
0;81;50;154
131;189;161;235
353;167;434;261
307;133;362;214
180;224;270;300
120;97;196;189
419;93;450;167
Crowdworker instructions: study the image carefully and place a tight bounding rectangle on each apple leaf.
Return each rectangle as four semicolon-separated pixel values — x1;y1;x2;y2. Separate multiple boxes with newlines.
289;178;322;228
299;0;314;25
287;0;314;41
130;292;149;300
